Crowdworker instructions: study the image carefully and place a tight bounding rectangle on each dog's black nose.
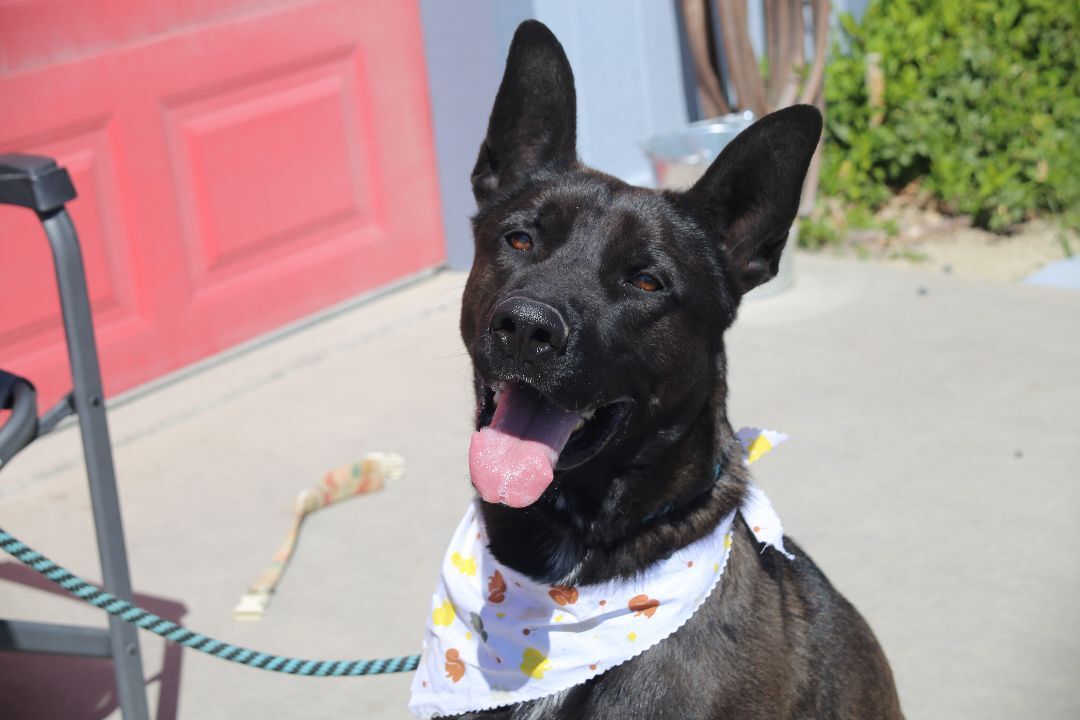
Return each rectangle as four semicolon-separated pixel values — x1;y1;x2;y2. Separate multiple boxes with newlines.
489;297;568;364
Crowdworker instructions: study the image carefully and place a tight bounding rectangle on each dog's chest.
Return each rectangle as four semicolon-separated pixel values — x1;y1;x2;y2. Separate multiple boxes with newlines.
478;608;725;720
510;691;569;720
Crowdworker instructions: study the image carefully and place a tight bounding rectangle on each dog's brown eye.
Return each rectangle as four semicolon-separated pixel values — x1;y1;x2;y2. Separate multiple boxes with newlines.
506;232;533;251
631;273;661;292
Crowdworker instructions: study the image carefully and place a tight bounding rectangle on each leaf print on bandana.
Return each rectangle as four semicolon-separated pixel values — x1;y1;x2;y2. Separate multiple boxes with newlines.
432;599;456;627
548;585;579;606
469;612;489;642
746;433;773;463
520;647;552;679
628;594;660;618
487;569;507;603
451;552;476;577
445;649;465;683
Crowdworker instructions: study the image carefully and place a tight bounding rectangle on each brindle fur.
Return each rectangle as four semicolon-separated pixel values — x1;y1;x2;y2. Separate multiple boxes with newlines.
452;20;903;720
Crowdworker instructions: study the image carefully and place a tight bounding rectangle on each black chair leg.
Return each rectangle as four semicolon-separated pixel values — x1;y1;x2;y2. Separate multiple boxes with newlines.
1;155;150;720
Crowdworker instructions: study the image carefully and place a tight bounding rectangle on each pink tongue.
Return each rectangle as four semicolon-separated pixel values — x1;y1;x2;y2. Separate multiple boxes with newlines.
469;383;581;508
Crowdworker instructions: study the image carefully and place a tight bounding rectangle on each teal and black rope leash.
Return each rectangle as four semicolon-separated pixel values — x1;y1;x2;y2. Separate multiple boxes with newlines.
0;527;420;676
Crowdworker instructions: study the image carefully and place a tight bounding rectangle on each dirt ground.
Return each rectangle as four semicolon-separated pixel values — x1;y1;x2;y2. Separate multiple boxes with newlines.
821;202;1076;282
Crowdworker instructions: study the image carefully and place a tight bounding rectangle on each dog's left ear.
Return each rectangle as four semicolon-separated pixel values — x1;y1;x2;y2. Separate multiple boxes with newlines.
681;105;822;297
472;20;577;206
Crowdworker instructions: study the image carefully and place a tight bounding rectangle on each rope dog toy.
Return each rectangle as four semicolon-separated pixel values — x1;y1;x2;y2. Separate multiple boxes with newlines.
233;452;405;621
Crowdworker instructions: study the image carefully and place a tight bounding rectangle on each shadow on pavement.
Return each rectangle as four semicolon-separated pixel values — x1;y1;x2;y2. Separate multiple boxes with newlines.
0;561;187;720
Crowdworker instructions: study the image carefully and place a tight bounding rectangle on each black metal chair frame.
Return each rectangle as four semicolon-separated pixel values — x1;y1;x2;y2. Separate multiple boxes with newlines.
0;154;150;719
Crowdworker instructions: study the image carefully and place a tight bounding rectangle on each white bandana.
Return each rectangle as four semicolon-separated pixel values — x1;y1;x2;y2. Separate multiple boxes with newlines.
408;429;790;718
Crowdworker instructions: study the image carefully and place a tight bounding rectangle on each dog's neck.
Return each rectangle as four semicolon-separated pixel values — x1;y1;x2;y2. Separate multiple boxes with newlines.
477;385;749;586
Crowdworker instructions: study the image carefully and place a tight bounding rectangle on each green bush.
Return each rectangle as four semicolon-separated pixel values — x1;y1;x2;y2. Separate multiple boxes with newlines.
821;0;1080;231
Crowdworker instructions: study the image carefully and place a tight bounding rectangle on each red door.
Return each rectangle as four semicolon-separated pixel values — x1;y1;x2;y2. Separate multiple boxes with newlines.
0;0;445;409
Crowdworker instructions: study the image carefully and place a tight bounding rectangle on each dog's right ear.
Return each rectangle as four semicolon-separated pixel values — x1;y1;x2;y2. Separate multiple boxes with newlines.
472;20;577;205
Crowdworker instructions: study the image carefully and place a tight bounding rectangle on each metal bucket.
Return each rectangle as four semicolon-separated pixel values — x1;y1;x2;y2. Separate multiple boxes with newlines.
642;112;795;299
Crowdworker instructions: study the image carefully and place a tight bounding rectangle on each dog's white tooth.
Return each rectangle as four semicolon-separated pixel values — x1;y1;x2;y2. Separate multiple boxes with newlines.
582;409;595;420
574;417;586;432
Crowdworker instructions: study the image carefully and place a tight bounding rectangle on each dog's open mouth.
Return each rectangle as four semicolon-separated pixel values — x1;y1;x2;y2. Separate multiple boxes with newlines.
469;382;632;508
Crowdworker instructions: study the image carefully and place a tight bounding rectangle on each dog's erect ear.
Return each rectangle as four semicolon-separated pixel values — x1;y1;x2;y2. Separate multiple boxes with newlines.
682;105;822;297
472;20;577;205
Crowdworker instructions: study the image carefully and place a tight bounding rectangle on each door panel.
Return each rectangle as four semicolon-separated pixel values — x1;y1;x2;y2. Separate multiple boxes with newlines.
0;0;444;408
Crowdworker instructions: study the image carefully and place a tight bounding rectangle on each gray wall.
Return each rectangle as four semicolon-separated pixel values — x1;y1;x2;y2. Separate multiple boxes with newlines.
420;0;688;270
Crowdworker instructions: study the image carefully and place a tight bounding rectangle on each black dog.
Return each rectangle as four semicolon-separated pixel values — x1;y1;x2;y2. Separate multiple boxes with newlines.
455;21;902;719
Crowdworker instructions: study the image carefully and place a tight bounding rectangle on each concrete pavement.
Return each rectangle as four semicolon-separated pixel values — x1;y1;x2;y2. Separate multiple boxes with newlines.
1;253;1077;719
